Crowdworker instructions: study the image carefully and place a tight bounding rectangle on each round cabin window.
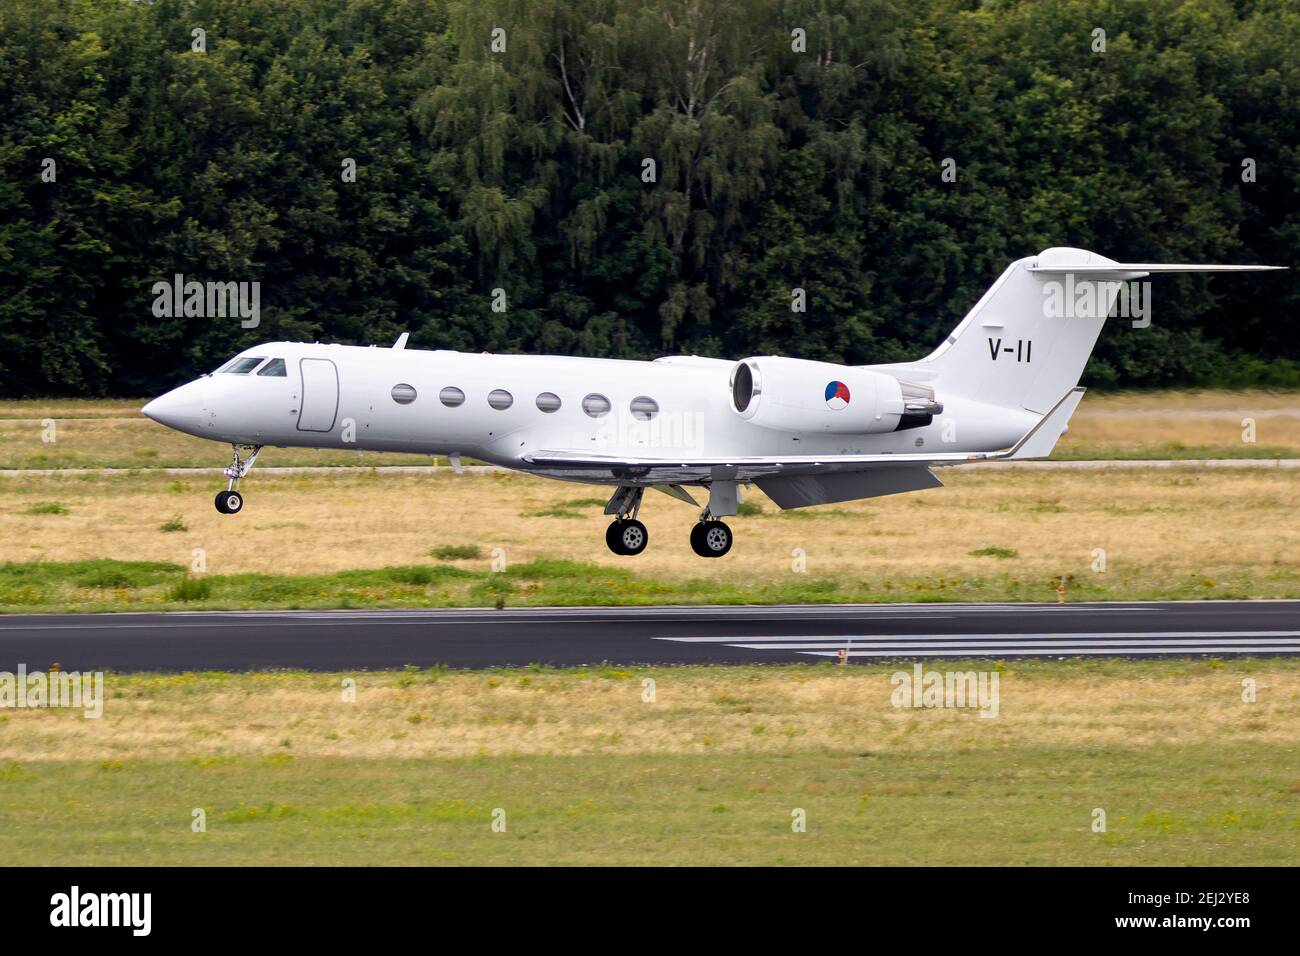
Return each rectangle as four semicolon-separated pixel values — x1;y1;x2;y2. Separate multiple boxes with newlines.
629;396;659;421
582;393;611;418
439;386;465;407
391;384;417;405
488;389;514;410
535;392;562;413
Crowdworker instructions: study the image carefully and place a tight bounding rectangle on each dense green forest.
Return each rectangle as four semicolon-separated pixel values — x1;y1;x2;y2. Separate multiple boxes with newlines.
0;0;1296;397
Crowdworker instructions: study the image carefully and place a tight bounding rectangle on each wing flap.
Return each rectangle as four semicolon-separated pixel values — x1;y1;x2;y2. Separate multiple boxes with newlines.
756;467;942;509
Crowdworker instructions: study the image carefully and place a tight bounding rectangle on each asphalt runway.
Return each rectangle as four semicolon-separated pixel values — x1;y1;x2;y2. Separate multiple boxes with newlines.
0;601;1296;671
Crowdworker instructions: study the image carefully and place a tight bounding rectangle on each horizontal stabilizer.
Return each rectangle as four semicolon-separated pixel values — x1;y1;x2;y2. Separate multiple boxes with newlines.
1027;263;1285;274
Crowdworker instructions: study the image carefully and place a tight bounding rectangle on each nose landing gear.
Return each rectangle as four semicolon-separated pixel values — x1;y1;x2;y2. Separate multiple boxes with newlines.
215;443;261;515
214;489;244;514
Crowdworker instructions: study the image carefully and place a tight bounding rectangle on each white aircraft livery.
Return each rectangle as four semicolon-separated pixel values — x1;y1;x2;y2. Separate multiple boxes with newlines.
143;247;1282;557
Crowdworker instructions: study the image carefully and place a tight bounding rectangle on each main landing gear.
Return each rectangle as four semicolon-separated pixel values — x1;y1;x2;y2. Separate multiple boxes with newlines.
604;486;649;555
215;443;261;514
690;518;733;558
606;517;650;556
602;484;735;558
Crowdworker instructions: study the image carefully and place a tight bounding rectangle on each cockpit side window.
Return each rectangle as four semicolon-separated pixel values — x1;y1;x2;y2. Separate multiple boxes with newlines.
256;358;287;377
223;357;266;374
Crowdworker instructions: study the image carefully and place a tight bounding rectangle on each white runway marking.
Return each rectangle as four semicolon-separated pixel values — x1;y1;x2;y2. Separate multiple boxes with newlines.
656;631;1300;658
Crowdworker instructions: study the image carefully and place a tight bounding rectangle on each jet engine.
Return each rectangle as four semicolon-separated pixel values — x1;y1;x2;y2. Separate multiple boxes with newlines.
729;356;942;434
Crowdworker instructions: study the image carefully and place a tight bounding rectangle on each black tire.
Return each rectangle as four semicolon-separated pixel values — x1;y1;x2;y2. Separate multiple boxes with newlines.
689;522;709;557
216;490;243;515
618;519;648;556
692;520;732;557
214;490;230;514
605;520;627;555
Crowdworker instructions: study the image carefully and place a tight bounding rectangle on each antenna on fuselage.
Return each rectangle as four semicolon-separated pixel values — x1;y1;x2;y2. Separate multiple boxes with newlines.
393;332;409;350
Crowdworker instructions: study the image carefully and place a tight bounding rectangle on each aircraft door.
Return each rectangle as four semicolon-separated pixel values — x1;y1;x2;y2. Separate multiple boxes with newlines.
298;358;339;432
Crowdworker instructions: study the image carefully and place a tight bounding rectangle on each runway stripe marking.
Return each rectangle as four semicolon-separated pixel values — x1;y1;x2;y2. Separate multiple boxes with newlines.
661;631;1300;643
802;646;1300;658
729;641;1300;651
726;636;1300;646
657;631;1300;658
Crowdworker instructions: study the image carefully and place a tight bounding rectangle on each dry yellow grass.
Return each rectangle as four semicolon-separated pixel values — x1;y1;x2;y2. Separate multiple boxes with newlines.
0;415;422;468
0;468;1296;596
1059;390;1300;456
3;663;1295;762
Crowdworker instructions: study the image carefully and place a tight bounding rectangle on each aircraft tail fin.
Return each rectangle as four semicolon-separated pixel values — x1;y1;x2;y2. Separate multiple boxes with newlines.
910;247;1283;414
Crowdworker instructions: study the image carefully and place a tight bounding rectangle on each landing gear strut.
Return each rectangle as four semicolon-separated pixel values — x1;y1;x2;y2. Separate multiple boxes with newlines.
599;484;737;557
215;443;261;514
604;486;648;555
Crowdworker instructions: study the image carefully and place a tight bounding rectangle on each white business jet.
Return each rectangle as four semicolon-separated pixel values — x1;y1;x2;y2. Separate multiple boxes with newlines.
143;247;1281;557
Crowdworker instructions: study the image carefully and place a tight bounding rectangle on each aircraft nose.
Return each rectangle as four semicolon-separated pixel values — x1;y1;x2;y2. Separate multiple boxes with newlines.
142;380;206;433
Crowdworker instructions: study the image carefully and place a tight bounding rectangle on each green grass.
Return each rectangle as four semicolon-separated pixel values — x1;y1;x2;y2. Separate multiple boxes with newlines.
0;745;1293;865
0;556;1295;613
21;501;68;515
159;514;187;533
166;575;213;602
430;544;483;561
969;546;1019;559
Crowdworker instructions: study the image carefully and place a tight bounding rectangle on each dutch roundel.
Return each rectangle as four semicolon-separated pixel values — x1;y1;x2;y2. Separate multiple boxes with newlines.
824;380;851;410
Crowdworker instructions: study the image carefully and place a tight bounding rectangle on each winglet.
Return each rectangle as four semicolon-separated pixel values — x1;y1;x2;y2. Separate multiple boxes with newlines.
1001;387;1086;460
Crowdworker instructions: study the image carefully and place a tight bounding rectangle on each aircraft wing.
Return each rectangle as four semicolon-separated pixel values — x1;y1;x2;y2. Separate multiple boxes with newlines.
524;387;1086;483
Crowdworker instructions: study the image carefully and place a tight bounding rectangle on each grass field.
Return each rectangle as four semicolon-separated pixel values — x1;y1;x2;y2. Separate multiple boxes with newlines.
0;464;1296;610
0;390;1297;468
1;660;1295;865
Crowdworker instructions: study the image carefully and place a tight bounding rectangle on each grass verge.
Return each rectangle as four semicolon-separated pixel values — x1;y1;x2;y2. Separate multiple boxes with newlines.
0;555;1295;612
1;660;1295;865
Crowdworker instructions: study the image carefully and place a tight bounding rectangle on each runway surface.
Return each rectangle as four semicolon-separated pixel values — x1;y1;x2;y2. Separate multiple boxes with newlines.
0;601;1296;671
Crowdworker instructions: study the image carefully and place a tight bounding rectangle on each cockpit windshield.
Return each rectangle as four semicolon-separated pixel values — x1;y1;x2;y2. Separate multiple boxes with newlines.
256;358;287;377
218;357;267;374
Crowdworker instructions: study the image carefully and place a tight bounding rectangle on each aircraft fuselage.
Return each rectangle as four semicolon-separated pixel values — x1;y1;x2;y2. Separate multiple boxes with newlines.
143;341;1028;482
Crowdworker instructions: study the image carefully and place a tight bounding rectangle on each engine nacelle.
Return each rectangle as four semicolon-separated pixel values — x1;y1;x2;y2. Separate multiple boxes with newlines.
729;356;941;434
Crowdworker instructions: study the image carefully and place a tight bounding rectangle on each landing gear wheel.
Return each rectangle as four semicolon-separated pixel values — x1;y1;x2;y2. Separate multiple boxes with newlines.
606;519;648;556
617;519;648;556
605;520;627;555
215;490;243;515
691;520;732;558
